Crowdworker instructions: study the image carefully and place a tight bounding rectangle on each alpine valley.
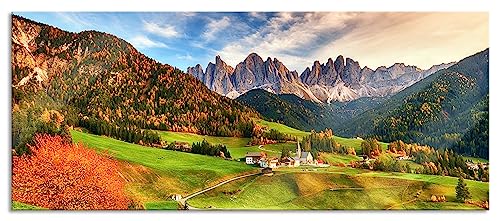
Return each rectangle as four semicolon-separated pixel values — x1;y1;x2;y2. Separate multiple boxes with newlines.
11;13;489;211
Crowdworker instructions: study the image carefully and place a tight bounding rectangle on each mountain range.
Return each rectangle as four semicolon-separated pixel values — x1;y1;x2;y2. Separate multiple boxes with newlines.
236;48;489;159
11;14;488;159
188;53;454;102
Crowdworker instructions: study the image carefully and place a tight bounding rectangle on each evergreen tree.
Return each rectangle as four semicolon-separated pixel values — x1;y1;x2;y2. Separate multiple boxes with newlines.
456;176;471;202
280;148;291;159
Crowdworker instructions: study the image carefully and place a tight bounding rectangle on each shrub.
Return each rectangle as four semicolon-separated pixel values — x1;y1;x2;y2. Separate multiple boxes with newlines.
12;134;129;209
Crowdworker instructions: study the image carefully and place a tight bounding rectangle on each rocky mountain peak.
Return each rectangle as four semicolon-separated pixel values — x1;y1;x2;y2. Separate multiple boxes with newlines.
326;57;334;65
188;52;452;103
334;55;345;74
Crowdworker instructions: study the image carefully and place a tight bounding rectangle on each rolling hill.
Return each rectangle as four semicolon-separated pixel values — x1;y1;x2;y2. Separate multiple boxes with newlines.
188;168;488;210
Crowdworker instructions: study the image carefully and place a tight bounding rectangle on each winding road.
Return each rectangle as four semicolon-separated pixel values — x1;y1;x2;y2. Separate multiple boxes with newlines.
178;172;261;210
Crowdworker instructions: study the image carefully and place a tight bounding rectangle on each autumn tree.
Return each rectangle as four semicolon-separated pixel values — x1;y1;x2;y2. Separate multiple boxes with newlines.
12;134;129;209
361;138;382;158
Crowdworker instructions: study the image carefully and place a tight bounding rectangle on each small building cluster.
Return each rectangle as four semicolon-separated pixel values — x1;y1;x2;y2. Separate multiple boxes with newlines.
245;142;328;169
465;160;488;170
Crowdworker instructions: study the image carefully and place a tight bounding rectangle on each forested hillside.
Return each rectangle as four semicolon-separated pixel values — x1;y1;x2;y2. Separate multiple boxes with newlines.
11;15;258;154
338;49;489;159
237;89;385;131
236;89;336;131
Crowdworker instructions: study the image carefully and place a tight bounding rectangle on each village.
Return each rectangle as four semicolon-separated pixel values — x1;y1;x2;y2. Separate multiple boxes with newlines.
244;142;329;170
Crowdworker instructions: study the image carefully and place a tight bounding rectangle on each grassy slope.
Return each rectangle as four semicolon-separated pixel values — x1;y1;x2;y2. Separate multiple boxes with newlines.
155;120;388;159
71;130;258;208
319;153;361;165
256;119;389;152
156;130;296;159
189;166;488;210
12;201;46;210
464;156;489;163
256;119;310;138
143;201;179;210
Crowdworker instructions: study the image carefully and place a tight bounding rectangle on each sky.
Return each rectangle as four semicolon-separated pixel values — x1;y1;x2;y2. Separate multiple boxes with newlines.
16;12;488;73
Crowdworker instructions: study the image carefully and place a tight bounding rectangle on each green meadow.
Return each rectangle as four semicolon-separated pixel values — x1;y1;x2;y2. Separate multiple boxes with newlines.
256;119;388;153
69;119;488;210
71;130;258;208
12;201;46;210
188;167;488;210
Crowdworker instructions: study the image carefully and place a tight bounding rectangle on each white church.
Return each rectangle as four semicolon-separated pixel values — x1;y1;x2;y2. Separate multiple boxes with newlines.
294;142;314;165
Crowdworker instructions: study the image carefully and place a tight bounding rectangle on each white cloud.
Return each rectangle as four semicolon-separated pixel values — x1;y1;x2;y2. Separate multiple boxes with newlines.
312;13;489;70
144;21;179;38
129;35;167;49
203;16;231;41
216;12;358;72
56;12;93;28
214;12;487;72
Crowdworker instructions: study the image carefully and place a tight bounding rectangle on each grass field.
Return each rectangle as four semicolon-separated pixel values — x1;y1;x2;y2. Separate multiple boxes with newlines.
188;166;488;210
155;130;295;159
318;153;361;165
256;119;388;153
70;123;487;210
12;201;46;210
71;130;259;208
143;201;179;210
156;120;388;160
256;119;311;138
464;156;489;163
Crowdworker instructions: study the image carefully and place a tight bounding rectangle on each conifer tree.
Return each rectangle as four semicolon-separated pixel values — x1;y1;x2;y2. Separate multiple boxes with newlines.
456;176;471;202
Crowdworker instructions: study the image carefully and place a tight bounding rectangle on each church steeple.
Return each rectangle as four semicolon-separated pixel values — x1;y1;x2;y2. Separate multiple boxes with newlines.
296;141;301;158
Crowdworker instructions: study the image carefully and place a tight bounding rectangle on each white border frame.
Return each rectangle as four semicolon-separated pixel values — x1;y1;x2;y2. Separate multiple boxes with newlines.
1;1;498;221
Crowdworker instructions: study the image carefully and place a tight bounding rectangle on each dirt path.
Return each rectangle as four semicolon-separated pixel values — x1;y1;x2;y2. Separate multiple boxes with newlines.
178;172;261;210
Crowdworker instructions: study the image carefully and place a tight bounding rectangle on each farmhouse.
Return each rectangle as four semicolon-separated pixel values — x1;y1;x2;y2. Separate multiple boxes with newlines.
259;158;279;168
466;162;480;170
281;157;299;167
245;152;266;165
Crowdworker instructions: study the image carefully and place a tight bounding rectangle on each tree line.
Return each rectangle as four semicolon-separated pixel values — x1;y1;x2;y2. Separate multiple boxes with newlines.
300;130;356;158
79;117;161;146
191;139;232;159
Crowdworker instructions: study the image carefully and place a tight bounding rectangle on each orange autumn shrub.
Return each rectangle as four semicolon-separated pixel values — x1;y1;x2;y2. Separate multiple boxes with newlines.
12;134;129;210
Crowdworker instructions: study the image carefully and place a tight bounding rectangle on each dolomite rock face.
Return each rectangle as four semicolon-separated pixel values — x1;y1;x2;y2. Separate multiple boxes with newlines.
189;53;454;103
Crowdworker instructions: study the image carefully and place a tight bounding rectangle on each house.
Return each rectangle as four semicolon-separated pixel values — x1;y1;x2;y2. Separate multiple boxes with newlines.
269;158;279;168
466;162;480;170
281;157;297;167
245;152;266;165
316;159;324;166
170;194;182;201
259;157;279;168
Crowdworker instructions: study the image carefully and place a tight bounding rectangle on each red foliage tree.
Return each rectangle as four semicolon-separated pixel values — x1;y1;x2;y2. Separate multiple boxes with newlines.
12;134;129;210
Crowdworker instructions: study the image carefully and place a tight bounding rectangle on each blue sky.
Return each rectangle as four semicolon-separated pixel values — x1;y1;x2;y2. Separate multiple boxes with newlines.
16;12;488;72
